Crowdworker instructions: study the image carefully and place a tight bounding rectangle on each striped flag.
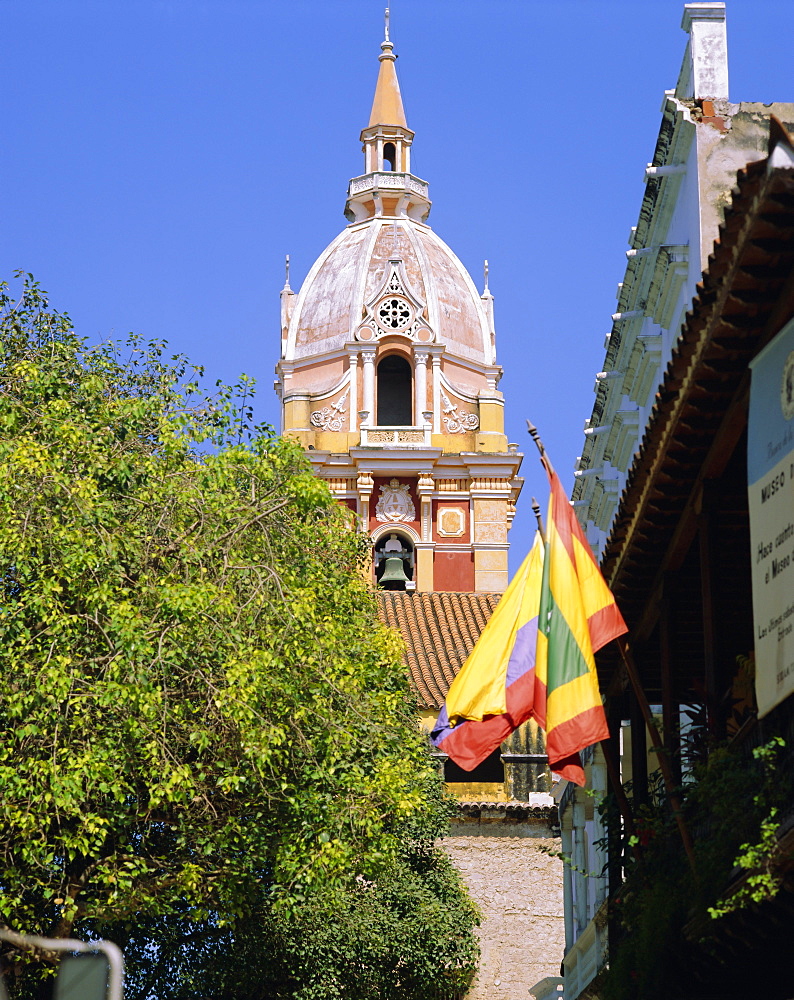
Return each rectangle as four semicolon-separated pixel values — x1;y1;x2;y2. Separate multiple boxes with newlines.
431;535;545;770
535;468;627;783
431;468;626;786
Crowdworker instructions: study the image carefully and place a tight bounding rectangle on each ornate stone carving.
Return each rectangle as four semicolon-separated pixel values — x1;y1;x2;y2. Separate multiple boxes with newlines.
348;174;429;198
375;479;416;523
470;477;511;491
440;390;479;433
437;507;466;537
377;294;413;331
355;259;434;343
368;429;424;444
326;477;356;493
310;389;349;432
437;478;468;492
417;473;434;493
357;471;374;495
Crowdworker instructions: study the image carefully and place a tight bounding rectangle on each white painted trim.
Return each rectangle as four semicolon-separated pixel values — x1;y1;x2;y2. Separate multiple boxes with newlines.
438;370;480;405
284;228;355;360
371;522;421;544
420;227;494;365
293;370;351;404
350;219;381;336
405;220;440;335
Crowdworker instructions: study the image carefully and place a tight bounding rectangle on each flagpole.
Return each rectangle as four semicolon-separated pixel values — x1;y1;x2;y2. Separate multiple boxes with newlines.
615;636;697;874
526;420;696;875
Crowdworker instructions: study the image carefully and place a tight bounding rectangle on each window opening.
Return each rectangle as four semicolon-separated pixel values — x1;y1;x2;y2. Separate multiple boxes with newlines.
444;748;505;784
377;296;412;330
383;142;397;171
377;354;412;425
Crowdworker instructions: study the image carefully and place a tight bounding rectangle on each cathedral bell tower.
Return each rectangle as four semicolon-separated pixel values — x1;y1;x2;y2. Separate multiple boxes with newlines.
275;16;522;594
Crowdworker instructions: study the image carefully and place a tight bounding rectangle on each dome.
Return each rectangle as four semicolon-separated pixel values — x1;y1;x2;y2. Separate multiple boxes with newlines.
284;215;495;378
274;19;522;598
275;20;510;467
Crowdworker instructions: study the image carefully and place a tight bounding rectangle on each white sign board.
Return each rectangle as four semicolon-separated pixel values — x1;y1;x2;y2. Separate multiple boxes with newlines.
748;318;794;717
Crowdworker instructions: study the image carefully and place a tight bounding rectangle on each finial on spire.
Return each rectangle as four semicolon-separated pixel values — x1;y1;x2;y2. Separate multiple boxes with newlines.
368;3;406;126
483;259;490;293
284;254;291;290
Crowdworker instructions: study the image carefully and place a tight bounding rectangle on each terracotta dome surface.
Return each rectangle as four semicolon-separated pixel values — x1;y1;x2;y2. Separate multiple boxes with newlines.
285;216;493;370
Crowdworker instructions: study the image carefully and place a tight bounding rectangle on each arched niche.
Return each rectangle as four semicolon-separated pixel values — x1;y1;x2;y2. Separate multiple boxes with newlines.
373;530;415;591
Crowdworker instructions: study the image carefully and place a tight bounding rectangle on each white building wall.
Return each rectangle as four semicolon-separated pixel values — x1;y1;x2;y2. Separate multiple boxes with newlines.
573;3;794;556
444;816;565;1000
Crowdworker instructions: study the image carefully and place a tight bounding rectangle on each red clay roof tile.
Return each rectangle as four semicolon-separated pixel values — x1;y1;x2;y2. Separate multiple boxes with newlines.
376;591;500;709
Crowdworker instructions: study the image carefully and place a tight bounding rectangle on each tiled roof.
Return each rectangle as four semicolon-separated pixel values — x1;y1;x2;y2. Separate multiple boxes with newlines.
376;591;500;709
455;801;558;822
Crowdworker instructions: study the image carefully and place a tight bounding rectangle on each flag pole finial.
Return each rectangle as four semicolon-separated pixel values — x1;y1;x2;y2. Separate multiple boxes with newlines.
526;420;553;476
531;496;546;542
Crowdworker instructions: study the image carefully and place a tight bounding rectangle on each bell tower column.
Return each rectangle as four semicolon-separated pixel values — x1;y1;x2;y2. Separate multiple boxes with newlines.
414;351;428;425
416;472;435;591
361;350;376;424
347;350;359;431
430;350;442;434
357;471;374;528
277;16;523;597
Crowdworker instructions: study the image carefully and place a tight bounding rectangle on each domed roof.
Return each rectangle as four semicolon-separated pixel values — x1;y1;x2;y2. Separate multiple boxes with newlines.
284;215;495;369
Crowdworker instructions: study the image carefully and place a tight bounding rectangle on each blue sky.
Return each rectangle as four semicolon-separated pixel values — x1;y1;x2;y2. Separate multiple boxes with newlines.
3;0;792;570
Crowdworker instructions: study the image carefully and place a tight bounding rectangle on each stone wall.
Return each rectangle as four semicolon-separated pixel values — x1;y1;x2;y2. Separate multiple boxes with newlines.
442;808;564;1000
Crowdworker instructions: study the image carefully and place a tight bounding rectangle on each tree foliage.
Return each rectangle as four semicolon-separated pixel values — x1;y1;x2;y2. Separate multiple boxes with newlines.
0;275;478;998
603;736;793;1000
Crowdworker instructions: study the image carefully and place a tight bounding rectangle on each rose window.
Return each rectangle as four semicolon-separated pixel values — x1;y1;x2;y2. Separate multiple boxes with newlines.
377;296;413;331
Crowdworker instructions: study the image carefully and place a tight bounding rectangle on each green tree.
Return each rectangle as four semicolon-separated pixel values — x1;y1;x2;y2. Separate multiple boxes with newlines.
0;274;478;998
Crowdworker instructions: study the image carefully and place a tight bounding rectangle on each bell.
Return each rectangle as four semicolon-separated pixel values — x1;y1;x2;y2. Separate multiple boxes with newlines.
379;555;410;589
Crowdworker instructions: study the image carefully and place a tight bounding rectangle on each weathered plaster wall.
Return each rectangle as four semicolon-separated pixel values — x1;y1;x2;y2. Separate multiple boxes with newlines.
697;103;794;272
443;818;564;1000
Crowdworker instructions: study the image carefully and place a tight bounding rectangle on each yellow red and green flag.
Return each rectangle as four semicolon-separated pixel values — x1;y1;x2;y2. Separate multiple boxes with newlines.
535;468;627;783
431;464;626;786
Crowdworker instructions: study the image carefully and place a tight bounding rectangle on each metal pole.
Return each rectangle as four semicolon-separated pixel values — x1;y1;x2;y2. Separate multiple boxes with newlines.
0;928;123;1000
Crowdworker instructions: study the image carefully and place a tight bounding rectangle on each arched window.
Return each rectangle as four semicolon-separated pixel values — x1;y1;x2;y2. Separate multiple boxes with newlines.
374;532;414;591
377;355;412;425
383;142;397;171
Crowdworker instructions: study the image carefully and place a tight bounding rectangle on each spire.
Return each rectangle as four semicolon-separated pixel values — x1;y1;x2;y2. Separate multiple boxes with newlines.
368;6;407;128
345;10;430;224
481;260;496;355
280;253;296;356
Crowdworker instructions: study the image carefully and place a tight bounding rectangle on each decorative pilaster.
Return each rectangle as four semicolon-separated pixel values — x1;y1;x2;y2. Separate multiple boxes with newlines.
417;473;434;542
414;351;428;424
348;352;359;431
361;350;376;422
431;353;441;434
357;470;374;531
414;473;435;592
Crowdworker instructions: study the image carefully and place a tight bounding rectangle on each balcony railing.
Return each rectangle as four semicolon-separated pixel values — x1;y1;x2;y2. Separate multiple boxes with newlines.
562;900;609;1000
359;424;432;448
347;172;429;199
